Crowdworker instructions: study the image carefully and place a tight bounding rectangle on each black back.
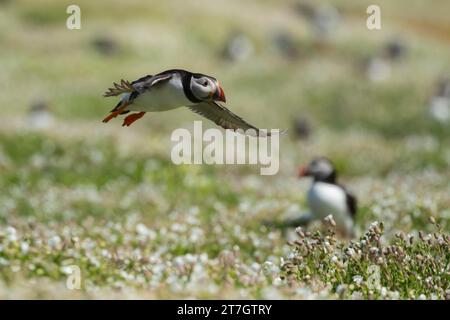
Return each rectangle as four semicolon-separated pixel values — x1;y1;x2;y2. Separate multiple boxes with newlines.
309;157;357;218
129;69;214;104
345;190;358;217
157;69;202;103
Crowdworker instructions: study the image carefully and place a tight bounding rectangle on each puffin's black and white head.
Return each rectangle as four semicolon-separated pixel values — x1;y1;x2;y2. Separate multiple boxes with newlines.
298;157;336;183
190;73;226;103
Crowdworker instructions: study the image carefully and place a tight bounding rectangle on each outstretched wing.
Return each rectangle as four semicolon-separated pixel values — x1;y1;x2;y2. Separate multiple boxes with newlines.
132;73;173;93
103;73;173;97
187;102;285;136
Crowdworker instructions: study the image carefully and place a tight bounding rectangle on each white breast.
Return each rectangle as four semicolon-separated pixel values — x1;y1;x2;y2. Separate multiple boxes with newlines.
130;75;192;112
307;182;353;234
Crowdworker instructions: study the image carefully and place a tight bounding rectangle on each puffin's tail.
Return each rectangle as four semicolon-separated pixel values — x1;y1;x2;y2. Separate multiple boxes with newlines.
102;79;141;123
103;79;135;97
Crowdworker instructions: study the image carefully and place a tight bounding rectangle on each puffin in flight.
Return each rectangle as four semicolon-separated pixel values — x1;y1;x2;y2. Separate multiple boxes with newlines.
102;69;279;136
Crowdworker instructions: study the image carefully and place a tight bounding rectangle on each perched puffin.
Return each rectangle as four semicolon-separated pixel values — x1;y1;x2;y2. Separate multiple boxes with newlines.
102;69;274;136
294;157;357;237
28;100;54;130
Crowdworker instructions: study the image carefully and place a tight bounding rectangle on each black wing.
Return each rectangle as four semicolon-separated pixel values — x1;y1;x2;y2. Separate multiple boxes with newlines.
104;73;173;97
131;74;153;85
345;191;357;218
336;183;357;218
187;102;286;136
132;73;173;93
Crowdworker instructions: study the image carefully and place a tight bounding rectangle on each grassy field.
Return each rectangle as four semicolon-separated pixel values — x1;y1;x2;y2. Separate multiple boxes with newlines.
0;0;449;299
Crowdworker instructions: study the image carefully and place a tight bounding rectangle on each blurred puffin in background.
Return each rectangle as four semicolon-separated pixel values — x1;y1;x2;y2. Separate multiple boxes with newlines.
28;100;54;130
364;37;408;82
289;157;357;237
221;31;254;63
428;77;450;123
293;2;340;43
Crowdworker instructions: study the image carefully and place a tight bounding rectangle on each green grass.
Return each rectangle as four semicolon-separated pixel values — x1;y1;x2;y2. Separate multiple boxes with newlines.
0;0;449;299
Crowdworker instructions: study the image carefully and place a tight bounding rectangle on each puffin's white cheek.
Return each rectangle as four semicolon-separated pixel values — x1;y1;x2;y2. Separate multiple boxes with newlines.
191;84;207;100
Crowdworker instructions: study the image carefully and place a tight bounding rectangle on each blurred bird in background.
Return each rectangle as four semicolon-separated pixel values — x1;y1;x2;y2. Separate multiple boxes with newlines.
28;100;54;130
279;157;357;237
293;2;340;44
292;116;313;140
221;31;254;63
383;38;408;62
91;35;120;57
364;38;408;82
271;30;301;60
364;56;391;82
428;77;450;123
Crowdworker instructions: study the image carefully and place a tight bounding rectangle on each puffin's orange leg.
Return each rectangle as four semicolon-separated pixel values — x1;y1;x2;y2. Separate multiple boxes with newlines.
122;112;146;127
102;101;129;123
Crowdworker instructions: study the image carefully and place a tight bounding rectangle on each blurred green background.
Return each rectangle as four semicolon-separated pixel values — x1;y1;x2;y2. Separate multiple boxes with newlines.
0;0;449;299
1;0;450;170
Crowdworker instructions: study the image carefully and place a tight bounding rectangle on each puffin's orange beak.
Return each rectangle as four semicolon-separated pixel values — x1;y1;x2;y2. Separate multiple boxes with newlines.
298;166;309;178
213;83;226;103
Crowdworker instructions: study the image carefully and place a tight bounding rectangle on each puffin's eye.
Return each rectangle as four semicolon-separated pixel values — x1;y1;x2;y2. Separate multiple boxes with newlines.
202;81;208;86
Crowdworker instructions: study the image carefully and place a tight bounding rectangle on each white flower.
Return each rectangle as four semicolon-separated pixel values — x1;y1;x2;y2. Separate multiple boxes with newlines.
353;275;363;285
199;253;208;263
185;254;196;264
273;277;283;286
261;287;283;300
289;249;301;259
324;215;336;226
60;265;74;275
48;235;61;248
6;226;17;242
346;247;356;258
336;284;346;295
136;223;149;236
251;262;261;272
262;261;279;275
189;227;204;243
6;226;17;234
20;242;29;254
136;223;157;240
369;247;379;254
0;257;9;266
390;291;400;299
369;221;379;228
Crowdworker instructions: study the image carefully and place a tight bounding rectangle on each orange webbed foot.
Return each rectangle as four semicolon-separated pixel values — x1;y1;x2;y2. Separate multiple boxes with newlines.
122;112;145;127
102;112;119;123
102;101;129;123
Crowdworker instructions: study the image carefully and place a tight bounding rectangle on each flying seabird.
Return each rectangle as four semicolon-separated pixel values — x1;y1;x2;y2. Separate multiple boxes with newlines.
102;69;281;136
